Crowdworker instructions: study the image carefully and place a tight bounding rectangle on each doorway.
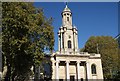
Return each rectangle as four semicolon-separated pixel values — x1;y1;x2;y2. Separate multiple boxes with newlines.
70;75;75;81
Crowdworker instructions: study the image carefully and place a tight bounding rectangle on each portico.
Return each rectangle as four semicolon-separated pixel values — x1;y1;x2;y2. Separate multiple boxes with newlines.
52;53;95;80
55;60;85;80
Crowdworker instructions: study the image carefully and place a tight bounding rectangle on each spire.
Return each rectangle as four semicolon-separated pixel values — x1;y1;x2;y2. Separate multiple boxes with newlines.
65;2;68;8
63;2;71;12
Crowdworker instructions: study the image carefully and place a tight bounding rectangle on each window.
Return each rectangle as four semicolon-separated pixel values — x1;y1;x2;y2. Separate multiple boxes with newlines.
91;64;97;74
68;40;72;48
69;35;71;39
67;17;69;21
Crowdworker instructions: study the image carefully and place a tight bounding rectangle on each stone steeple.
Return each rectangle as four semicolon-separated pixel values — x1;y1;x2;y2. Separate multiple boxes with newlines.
58;4;78;54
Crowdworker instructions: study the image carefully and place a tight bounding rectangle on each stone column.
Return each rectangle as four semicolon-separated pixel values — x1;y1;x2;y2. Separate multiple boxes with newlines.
73;31;75;52
56;60;59;80
51;60;55;79
58;35;60;51
76;31;78;49
66;61;70;80
64;28;67;53
60;32;62;50
77;61;80;81
74;32;77;52
86;61;90;81
62;32;64;50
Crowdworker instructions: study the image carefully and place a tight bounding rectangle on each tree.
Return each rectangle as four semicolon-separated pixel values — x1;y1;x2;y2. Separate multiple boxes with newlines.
2;2;54;81
0;32;1;80
83;36;119;80
114;38;120;80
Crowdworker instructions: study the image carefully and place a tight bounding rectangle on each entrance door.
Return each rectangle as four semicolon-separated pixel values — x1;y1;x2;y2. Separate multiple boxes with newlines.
70;75;75;81
59;79;63;81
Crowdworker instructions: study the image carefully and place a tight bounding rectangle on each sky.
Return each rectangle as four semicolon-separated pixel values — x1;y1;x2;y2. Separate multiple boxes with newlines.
33;2;118;51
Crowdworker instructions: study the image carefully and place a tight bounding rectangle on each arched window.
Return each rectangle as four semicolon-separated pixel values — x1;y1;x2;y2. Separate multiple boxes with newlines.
67;17;69;21
91;64;96;74
68;40;71;48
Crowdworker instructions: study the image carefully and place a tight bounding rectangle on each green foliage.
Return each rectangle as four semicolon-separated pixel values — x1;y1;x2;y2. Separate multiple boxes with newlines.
116;34;120;48
2;2;54;81
83;36;119;79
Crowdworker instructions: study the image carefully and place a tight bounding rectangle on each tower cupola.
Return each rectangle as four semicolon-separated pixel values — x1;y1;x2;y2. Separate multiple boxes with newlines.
63;4;71;12
61;3;72;28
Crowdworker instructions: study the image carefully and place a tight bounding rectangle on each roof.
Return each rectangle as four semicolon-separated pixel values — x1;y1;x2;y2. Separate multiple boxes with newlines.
63;4;71;12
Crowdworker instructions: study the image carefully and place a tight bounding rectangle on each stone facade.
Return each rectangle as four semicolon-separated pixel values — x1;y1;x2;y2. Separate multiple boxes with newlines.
51;4;103;81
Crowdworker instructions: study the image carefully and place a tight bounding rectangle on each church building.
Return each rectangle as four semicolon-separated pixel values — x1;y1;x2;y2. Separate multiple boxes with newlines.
51;4;103;81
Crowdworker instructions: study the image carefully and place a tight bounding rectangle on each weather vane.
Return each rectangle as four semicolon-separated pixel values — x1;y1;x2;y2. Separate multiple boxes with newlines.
64;0;69;6
66;2;68;6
